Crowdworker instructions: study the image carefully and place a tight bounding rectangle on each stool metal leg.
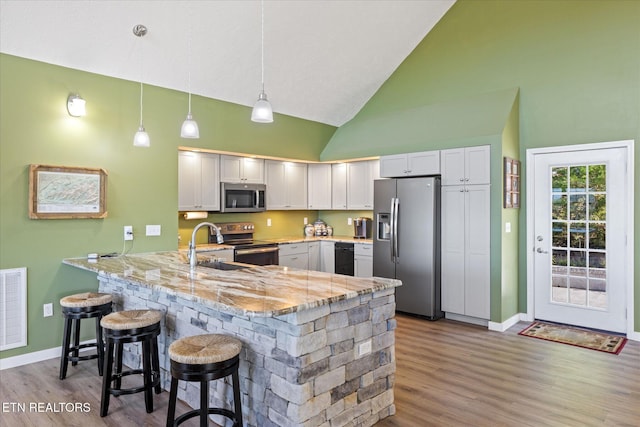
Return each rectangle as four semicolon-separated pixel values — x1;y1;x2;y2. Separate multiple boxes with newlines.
59;316;73;380
167;377;179;427
232;370;243;427
95;315;105;376
71;318;81;366
142;339;153;413
100;340;114;417
114;342;123;390
151;336;162;394
200;380;208;427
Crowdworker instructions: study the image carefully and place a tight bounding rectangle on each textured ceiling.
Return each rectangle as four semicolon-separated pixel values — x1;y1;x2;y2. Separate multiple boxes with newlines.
0;0;455;126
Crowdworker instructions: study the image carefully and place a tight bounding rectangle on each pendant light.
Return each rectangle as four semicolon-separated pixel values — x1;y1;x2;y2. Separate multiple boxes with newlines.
133;24;150;147
251;0;273;123
180;15;199;138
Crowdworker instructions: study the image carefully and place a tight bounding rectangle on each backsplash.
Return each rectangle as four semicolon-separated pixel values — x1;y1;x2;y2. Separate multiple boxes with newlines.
178;210;373;245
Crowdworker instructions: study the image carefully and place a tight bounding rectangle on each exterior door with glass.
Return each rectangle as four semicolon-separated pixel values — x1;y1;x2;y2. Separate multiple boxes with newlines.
531;146;628;333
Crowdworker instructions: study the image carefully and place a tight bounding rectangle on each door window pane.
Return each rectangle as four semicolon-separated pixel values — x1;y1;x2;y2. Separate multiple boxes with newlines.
552;249;567;266
589;223;606;249
589;194;606;220
552;167;568;192
552;222;567;247
570;166;586;192
588;252;606;269
588;165;606;191
552;195;567;220
569;223;586;249
569;195;587;220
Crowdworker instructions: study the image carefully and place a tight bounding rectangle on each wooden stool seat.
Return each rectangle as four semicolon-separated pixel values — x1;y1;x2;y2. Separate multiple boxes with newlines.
166;334;243;427
59;292;112;380
60;292;112;308
168;334;242;365
100;309;162;417
100;309;162;330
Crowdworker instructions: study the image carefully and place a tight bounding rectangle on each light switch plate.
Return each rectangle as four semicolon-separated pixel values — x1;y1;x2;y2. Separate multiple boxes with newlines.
505;222;511;233
146;224;161;236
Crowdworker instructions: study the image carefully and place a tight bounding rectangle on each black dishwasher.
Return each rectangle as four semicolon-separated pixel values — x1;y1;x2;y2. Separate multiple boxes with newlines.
335;242;354;276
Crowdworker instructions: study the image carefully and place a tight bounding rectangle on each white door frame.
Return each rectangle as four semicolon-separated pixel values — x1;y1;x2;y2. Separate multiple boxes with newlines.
526;140;636;339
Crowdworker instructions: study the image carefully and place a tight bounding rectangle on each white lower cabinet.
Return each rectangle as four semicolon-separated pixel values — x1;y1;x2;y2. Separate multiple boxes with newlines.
308;242;320;271
354;243;373;278
279;243;309;270
441;184;490;319
320;241;335;273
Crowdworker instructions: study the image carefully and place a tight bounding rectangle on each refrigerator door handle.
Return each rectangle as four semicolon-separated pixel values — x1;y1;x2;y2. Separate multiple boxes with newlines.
389;198;395;262
393;197;399;261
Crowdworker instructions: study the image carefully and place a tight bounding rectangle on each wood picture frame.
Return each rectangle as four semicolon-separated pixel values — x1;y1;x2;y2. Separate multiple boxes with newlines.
504;157;520;209
29;164;108;219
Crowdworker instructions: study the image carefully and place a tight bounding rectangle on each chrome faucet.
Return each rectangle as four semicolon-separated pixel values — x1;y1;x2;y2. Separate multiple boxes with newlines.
188;222;224;269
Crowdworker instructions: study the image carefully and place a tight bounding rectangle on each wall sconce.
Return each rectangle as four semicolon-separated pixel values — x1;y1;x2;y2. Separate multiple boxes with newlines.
183;211;208;220
67;94;86;117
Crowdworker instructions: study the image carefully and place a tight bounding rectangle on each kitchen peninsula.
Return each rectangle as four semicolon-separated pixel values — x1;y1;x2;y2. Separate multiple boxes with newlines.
63;251;400;427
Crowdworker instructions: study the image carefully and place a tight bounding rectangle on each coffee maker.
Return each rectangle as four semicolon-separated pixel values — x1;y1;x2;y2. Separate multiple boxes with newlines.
353;217;372;239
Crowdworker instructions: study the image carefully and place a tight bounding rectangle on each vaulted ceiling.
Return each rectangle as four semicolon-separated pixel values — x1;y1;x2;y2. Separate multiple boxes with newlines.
0;0;455;126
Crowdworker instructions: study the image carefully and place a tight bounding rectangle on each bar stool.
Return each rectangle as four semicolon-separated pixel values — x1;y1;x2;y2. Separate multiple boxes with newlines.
166;334;243;427
100;309;163;417
59;292;113;380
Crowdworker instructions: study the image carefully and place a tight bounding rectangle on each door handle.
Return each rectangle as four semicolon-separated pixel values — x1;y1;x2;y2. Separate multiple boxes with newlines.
536;247;548;254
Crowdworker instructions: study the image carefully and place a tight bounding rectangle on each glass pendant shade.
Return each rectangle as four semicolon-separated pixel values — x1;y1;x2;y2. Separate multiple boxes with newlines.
133;125;150;147
67;95;86;117
180;113;200;138
251;92;273;123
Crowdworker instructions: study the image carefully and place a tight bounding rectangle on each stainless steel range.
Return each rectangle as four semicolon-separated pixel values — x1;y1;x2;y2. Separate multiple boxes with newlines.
209;222;279;266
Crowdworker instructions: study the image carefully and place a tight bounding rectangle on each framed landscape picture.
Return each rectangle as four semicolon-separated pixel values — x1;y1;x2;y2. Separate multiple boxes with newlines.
29;164;108;219
503;157;520;208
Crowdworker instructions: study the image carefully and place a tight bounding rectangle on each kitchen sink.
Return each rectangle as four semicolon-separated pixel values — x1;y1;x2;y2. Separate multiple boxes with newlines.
196;260;249;271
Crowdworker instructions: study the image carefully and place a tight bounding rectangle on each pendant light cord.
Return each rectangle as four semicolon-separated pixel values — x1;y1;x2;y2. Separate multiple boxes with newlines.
260;0;265;92
139;81;144;126
187;10;193;115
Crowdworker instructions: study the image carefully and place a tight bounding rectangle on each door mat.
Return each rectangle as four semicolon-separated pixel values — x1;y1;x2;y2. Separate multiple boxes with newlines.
518;321;627;355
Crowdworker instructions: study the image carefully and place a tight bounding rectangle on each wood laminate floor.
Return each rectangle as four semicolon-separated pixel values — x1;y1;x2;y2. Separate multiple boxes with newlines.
1;314;638;426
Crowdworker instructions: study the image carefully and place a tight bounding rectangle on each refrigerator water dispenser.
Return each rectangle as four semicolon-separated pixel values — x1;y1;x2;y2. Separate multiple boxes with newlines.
377;213;390;240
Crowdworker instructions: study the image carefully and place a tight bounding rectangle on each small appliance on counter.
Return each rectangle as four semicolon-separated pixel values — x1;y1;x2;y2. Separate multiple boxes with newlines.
353;217;372;239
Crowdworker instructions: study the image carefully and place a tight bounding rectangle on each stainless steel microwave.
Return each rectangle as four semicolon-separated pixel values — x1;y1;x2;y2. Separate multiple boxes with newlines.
220;183;266;213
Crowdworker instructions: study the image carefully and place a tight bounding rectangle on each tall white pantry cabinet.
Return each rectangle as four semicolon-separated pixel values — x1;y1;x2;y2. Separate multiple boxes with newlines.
440;145;491;320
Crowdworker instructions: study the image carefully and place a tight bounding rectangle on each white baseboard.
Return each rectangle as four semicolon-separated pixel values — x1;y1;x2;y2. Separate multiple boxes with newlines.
0;339;96;371
488;313;524;332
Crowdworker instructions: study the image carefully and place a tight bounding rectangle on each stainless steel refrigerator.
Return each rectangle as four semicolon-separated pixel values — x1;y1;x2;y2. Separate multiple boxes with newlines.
373;177;443;319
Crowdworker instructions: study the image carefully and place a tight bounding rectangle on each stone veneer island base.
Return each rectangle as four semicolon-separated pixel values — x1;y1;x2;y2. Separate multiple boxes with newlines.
64;252;400;427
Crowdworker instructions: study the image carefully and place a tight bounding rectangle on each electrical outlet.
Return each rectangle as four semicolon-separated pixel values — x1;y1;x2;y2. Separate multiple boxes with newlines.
124;225;133;241
303;217;308;225
43;303;53;317
357;339;372;357
267;218;272;227
347;217;353;226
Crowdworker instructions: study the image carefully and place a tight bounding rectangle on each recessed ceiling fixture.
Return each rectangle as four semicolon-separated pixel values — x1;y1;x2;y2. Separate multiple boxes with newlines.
251;0;273;123
133;24;150;148
180;15;199;139
66;94;86;117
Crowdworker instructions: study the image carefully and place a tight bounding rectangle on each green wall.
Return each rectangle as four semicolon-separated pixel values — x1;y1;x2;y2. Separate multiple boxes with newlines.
0;54;336;358
322;0;640;328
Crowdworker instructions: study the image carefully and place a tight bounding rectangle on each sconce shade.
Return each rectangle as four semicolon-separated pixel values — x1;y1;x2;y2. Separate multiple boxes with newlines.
183;211;208;220
180;113;200;138
251;92;273;123
67;94;86;117
133;125;150;147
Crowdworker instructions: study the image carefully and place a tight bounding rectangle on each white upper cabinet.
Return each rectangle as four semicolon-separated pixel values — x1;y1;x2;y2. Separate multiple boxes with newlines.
307;163;332;210
265;160;307;210
178;151;220;211
220;155;264;184
379;150;440;177
441;145;490;186
347;160;379;210
331;163;348;210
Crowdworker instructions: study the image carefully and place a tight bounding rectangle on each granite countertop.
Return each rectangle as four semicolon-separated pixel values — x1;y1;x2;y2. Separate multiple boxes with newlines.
63;251;399;318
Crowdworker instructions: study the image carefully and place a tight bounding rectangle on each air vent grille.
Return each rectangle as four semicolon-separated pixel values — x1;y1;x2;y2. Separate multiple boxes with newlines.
0;267;27;351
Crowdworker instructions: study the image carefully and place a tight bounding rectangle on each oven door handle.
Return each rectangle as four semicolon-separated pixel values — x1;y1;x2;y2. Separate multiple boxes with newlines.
235;246;279;256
